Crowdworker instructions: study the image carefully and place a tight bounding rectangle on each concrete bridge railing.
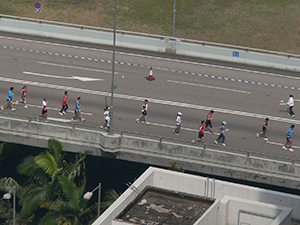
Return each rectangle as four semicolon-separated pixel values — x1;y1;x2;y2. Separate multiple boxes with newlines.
0;116;300;190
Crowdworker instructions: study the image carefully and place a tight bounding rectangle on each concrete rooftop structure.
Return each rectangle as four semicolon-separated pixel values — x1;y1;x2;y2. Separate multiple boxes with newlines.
93;167;300;225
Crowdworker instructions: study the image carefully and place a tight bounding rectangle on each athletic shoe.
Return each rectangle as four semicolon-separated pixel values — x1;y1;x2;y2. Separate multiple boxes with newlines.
59;112;63;116
24;105;28;108
192;140;195;143
175;133;179;136
45;120;49;123
199;144;203;147
36;118;39;122
63;111;66;115
289;148;294;152
136;119;139;123
282;146;287;150
292;115;295;118
11;108;16;111
71;118;74;121
146;121;150;125
100;126;103;128
264;138;268;141
81;118;86;122
0;106;3;110
214;140;217;144
15;101;18;105
256;133;259;138
222;143;226;146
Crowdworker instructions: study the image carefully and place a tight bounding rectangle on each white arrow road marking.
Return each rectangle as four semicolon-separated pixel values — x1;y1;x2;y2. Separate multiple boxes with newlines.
23;71;104;82
37;61;116;74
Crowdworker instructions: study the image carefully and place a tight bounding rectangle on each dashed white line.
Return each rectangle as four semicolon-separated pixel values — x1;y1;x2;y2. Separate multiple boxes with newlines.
167;80;251;94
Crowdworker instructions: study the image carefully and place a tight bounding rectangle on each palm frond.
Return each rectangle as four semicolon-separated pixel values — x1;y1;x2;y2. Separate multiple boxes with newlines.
101;189;120;211
17;156;49;182
47;139;64;167
0;177;23;198
35;151;59;178
58;176;79;204
38;211;60;225
20;185;50;217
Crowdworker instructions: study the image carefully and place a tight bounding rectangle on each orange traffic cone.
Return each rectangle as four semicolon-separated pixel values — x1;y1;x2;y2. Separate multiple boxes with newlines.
146;67;155;81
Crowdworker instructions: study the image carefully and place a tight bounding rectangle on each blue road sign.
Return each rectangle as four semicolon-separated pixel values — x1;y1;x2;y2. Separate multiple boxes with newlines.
35;2;41;9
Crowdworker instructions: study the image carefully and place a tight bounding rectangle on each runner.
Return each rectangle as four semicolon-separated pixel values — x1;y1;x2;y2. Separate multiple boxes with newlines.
256;117;269;141
105;113;111;133
205;110;214;133
59;91;69;115
71;97;85;122
192;120;205;146
36;98;49;123
101;106;110;128
214;121;229;146
173;112;182;135
1;87;16;111
287;94;295;118
282;125;295;152
136;99;149;125
16;86;28;108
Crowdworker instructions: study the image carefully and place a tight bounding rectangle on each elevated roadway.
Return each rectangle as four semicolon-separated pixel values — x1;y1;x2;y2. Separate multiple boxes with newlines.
0;31;299;169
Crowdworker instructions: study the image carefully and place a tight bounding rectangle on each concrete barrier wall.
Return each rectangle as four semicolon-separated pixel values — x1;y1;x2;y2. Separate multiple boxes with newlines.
1;116;300;190
1;16;300;71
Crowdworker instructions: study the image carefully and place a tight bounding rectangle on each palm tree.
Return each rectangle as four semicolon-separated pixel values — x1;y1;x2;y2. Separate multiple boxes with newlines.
16;139;90;220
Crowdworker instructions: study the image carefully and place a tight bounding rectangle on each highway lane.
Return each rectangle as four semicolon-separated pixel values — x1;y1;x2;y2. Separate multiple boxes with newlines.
0;32;299;160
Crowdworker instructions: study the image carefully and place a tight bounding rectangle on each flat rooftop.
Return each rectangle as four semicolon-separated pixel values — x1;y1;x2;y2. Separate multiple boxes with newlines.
116;186;214;225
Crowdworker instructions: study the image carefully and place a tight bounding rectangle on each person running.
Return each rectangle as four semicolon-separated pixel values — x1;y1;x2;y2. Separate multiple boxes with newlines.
16;86;28;108
256;117;269;141
205;110;214;133
105;112;111;133
59;91;69;115
287;94;295;118
1;87;16;111
282;125;295;152
173;112;182;135
36;98;49;123
101;106;110;128
136;99;149;125
71;97;85;122
214;121;229;146
192;120;205;146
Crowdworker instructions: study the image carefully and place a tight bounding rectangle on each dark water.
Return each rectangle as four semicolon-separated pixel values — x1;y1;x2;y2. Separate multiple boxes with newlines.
1;142;300;206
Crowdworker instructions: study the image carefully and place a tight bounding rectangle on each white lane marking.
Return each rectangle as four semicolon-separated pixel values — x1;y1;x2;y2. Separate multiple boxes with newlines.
37;61;117;74
47;117;72;122
167;80;251;94
23;71;104;82
25;103;93;116
1;76;299;124
1;35;299;81
267;141;300;150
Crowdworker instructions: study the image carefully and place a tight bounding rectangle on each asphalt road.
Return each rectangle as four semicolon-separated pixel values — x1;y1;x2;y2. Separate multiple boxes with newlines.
0;31;299;160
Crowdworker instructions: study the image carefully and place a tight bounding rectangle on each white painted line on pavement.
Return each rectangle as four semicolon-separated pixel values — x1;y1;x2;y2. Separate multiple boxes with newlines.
1;76;299;124
1;35;298;82
25;103;93;116
267;141;300;150
167;80;251;94
23;71;104;82
37;61;116;74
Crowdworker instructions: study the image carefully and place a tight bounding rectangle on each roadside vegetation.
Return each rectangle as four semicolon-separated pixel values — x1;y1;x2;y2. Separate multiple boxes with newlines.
0;0;299;54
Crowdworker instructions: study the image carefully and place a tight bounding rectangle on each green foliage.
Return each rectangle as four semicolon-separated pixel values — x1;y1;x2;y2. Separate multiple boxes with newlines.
101;189;121;212
0;198;12;224
169;161;184;173
0;139;95;224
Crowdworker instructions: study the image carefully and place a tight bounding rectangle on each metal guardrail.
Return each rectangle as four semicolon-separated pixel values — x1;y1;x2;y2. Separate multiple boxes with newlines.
1;111;298;165
1;14;300;59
